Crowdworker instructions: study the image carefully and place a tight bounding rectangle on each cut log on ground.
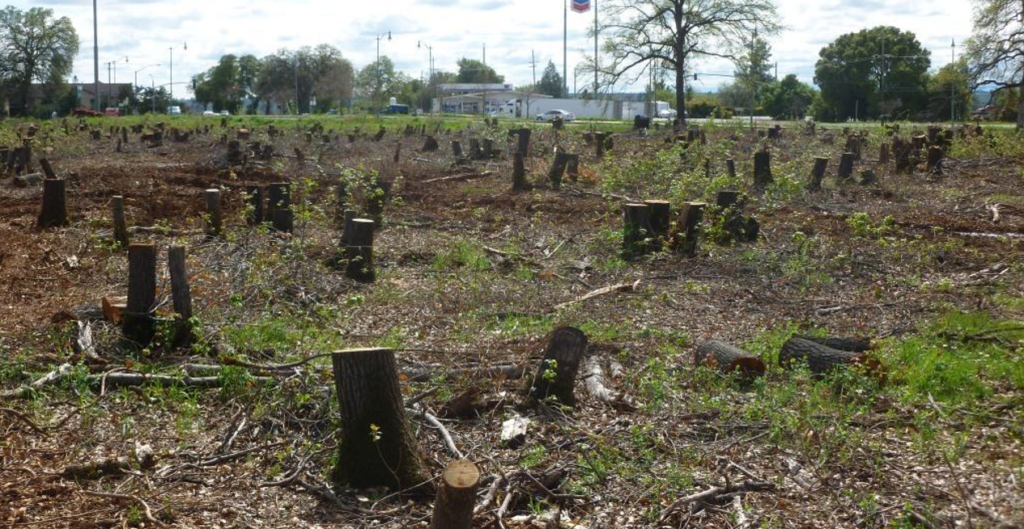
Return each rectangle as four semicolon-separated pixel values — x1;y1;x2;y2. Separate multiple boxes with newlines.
331;348;432;492
779;337;864;374
694;341;766;378
793;335;871;353
530;326;588;407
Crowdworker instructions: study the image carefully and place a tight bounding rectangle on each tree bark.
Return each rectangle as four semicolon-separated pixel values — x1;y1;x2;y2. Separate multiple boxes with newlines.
793;335;871;353
547;148;569;190
753;149;773;189
38;179;69;228
879;143;890;166
837;152;855;181
926;146;944;174
430;459;480;529
331;348;432;492
807;157;828;191
530;327;588;407
123;243;157;346
725;158;736;179
644;200;671;250
39;158;56;179
673;202;705;257
204;189;223;237
694;341;766;377
168;245;194;347
512;151;528;192
779;337;863;374
344;219;375;283
112;196;129;248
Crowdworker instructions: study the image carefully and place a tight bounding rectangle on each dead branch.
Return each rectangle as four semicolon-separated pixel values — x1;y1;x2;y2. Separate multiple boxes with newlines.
658;481;777;523
80;490;164;527
552;280;640;312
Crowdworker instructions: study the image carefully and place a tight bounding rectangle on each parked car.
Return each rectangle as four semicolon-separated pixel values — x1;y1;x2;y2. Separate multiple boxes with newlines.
202;110;217;117
104;107;120;117
220;110;230;116
657;108;677;119
72;108;102;117
536;109;575;122
167;106;182;116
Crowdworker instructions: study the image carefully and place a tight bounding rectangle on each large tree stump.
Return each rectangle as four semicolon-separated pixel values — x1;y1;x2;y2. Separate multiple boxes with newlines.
672;202;705;257
245;186;263;226
168;245;194;346
267;183;290;220
468;139;484;161
926;146;944;174
894;138;913;174
344;219;375;282
807;157;829;191
451;140;463;158
204;189;222;237
547;149;569;190
725;158;737;179
421;135;439;152
779;337;863;375
482;138;495;159
512;151;529;192
430;459;480;529
879;143;890;166
622;203;651;259
694;341;766;378
38;179;69;228
111;196;129;248
123;243;157;346
837;152;855;181
227;140;242;165
530;327;588;407
331;348;431;492
566;153;580;182
512;128;532;156
339;209;357;247
644;200;671;250
595;132;606;158
753;149;773;189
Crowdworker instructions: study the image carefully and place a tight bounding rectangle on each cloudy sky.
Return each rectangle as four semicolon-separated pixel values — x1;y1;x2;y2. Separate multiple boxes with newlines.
16;0;974;95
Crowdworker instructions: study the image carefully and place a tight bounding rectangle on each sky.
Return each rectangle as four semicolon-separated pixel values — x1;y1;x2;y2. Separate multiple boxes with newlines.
15;0;975;96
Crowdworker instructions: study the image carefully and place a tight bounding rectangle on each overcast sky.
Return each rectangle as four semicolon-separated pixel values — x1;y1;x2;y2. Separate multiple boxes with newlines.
16;0;974;95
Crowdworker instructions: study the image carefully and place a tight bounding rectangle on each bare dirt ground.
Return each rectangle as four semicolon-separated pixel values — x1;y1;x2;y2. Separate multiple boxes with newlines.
2;117;1023;528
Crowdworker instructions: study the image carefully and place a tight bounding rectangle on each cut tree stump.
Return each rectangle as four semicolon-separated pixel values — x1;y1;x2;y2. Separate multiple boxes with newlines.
204;189;222;237
547;149;569;190
331;348;432;492
123;243;157;346
430;459;480;529
622;203;652;259
512;128;532;156
837;152;855;181
111;196;129;248
725;158;737;179
753;149;773;189
672;202;705;257
807;157;828;191
926;146;944;174
245;186;263;226
595;132;606;158
779;337;863;375
694;341;766;378
39;158;56;179
644;200;671;250
267;183;290;220
168;245;194;347
421;136;439;152
566;153;580;182
879;143;890;166
344;219;375;282
38;179;69;228
512;151;529;192
530;327;588;407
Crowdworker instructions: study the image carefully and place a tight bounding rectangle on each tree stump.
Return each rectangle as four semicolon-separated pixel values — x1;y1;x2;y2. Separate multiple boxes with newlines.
123;243;157;346
595;132;606;158
926;146;944;174
859;169;878;185
512;151;529;192
339;209;357;246
894;138;913;174
246;186;263;226
168;245;194;347
725;158;736;179
469;139;483;161
204;189;222;237
111;196;129;248
694;341;766;378
430;459;480;529
482;138;495;159
512;128;532;156
421;136;439;152
566;154;580;182
879;143;890;166
837;152;855;181
530;327;588;407
373;127;386;142
39;158;56;179
547;149;569;190
622;203;651;259
807;157;829;191
267;183;290;225
38;179;69;228
672;202;705;257
644;200;672;250
272;209;294;233
331;348;431;492
753;149;773;189
451;140;463;158
227;141;242;165
779;337;863;375
344;219;375;283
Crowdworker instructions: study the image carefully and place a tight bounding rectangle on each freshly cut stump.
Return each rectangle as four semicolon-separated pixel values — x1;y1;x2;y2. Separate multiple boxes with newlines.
530;327;588;407
331;348;431;492
430;459;480;529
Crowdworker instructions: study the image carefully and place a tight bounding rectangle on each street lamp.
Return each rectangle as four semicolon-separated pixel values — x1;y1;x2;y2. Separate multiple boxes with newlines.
105;56;128;108
376;31;391;117
418;40;434;113
169;41;187;101
134;64;161;92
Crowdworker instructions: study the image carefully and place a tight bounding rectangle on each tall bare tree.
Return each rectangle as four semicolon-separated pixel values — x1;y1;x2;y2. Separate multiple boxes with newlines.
599;0;780;126
966;0;1024;130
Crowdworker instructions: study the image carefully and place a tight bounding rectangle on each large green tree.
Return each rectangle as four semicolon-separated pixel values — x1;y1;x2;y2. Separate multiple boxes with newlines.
965;0;1024;130
0;6;79;116
256;46;353;114
355;56;409;108
814;26;931;121
455;59;504;84
600;0;780;126
762;74;816;119
538;60;563;97
924;59;972;122
193;54;244;113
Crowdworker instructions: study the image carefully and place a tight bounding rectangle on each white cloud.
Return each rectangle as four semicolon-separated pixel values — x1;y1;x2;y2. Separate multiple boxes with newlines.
16;0;974;94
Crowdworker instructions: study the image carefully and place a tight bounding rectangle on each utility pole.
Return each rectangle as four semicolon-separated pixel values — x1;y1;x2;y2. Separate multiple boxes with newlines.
531;50;538;86
880;33;886;118
376;31;391;118
168;43;186;103
563;0;568;98
93;0;99;111
951;39;956;123
294;55;300;114
594;0;599;97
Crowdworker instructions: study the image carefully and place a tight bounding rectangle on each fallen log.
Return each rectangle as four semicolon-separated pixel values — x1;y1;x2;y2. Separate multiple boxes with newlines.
658;481;777;523
792;335;871;353
779;337;863;374
422;170;494;184
694;341;766;378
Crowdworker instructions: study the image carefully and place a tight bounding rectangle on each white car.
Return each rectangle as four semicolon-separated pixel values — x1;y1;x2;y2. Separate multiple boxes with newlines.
202;110;217;117
220;110;231;116
657;108;678;119
167;106;182;116
536;109;575;122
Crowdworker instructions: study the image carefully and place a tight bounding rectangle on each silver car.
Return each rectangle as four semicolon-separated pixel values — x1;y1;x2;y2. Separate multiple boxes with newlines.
536;109;576;122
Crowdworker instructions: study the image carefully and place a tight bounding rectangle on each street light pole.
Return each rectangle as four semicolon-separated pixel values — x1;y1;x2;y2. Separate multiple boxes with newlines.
418;41;434;113
93;0;99;111
169;42;187;102
376;31;391;117
951;38;956;123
